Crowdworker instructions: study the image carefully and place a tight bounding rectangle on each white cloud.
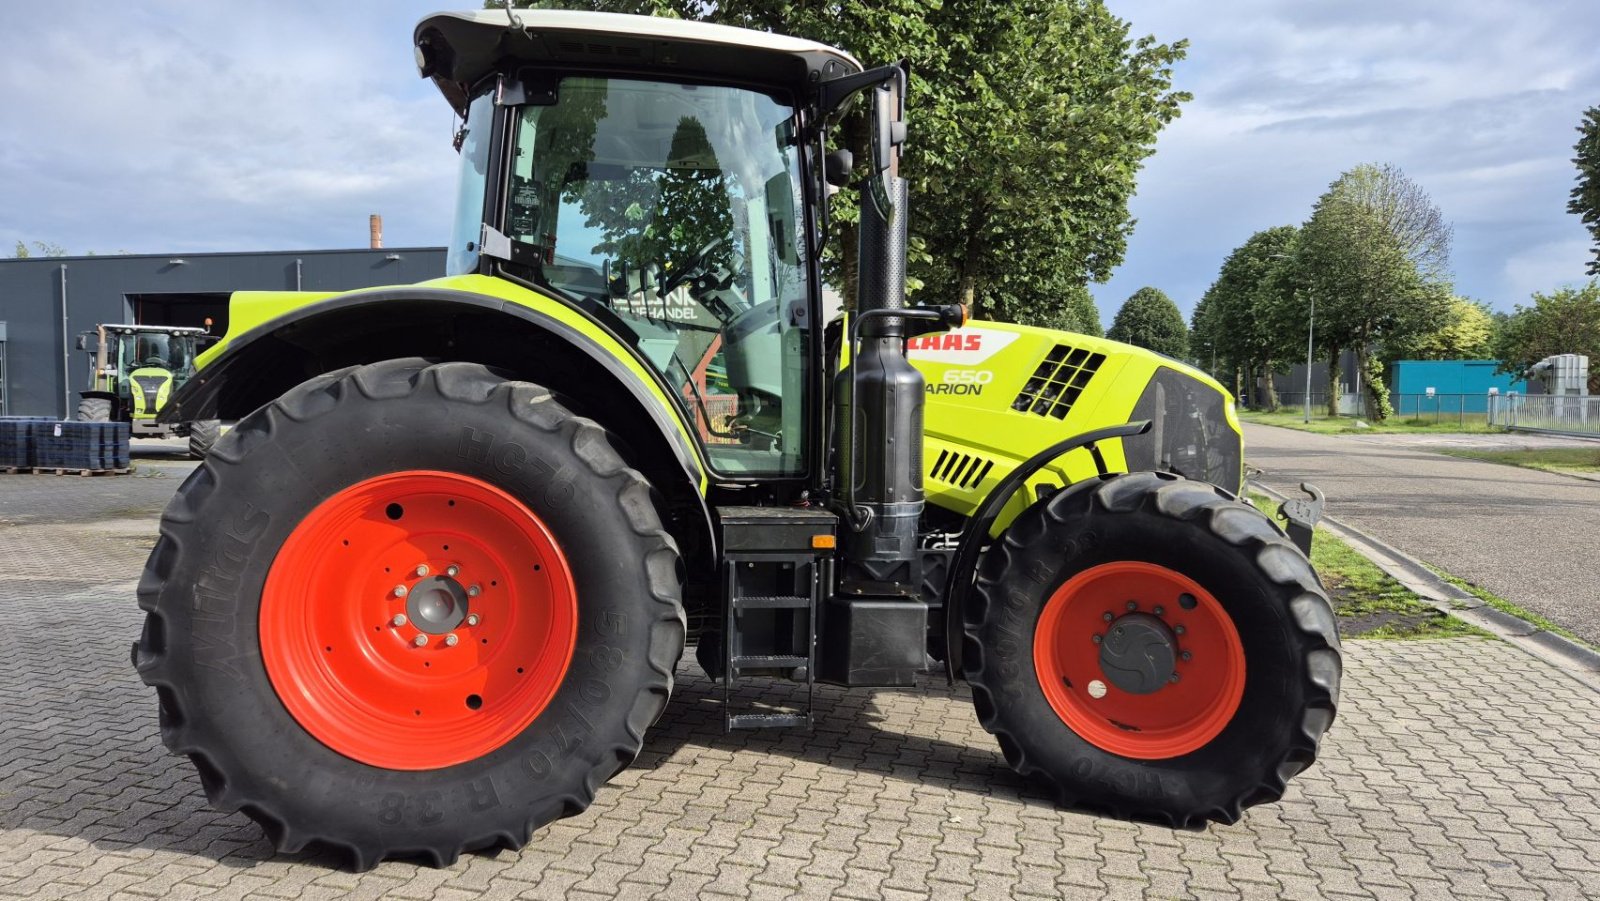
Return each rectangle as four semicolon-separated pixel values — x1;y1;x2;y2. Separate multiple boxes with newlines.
0;0;458;254
1093;0;1600;320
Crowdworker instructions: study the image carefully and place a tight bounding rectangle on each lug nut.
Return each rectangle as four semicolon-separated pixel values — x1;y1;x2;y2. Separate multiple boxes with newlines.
1102;612;1115;622
467;585;481;598
393;585;408;598
391;614;407;627
413;635;429;647
415;564;430;577
1091;634;1102;644
1174;625;1186;635
1153;606;1165;616
446;565;460;577
1181;650;1192;661
1126;601;1138;611
466;614;481;627
1169;672;1180;684
444;634;459;647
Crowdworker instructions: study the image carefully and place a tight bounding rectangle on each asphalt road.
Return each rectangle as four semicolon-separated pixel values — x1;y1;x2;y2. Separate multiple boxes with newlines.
1244;423;1600;644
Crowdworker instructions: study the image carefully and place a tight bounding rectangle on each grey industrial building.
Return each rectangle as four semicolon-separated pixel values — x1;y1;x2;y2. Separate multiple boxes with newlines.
0;247;446;418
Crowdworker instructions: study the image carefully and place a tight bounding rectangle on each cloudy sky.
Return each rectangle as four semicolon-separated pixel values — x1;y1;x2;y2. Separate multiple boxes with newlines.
2;0;1597;325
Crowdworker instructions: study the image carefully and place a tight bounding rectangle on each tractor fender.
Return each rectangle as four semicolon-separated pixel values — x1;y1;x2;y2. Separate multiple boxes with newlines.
942;420;1151;682
163;285;715;564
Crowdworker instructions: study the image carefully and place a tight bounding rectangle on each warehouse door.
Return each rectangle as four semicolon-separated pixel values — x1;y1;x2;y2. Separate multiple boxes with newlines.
130;293;230;336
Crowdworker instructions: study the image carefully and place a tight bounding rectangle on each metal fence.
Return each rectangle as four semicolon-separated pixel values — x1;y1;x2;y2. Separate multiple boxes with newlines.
1265;392;1489;423
1489;393;1600;437
1389;393;1494;425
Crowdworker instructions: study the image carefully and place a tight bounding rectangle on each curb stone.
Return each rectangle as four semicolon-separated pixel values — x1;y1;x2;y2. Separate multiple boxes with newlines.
1249;479;1600;693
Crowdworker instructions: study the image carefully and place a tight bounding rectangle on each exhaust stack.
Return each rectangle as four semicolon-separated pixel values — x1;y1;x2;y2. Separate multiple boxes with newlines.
835;70;923;598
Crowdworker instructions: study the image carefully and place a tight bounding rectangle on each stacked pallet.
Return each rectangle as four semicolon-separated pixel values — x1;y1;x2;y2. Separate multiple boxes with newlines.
0;418;130;475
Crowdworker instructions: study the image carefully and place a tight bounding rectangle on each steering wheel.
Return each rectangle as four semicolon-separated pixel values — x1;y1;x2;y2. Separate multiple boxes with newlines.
659;237;730;298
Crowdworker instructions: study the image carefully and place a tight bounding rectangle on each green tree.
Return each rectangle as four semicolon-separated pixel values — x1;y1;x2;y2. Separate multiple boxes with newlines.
1197;226;1303;410
1022;282;1103;335
9;240;66;258
1399;297;1495;360
1572;105;1600;276
1293;164;1453;420
1107;287;1187;358
505;0;1190;324
1494;280;1600;393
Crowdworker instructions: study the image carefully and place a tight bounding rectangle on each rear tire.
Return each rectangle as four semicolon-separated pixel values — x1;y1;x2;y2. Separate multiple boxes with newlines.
133;359;685;869
963;471;1340;827
186;420;219;458
77;397;111;422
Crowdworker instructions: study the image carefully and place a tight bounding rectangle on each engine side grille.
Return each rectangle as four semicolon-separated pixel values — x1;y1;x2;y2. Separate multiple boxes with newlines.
1012;345;1106;419
930;449;995;490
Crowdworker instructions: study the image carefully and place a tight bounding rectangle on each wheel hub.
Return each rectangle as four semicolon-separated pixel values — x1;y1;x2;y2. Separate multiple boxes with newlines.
1033;561;1246;759
406;575;469;634
1097;613;1176;695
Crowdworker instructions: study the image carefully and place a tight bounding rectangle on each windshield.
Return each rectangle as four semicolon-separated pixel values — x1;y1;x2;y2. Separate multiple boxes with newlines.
446;91;495;277
505;77;811;477
118;333;193;374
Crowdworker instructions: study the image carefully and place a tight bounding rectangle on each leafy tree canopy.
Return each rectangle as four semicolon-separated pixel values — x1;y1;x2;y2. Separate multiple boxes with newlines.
1291;164;1453;419
1572;105;1600;276
1494;280;1600;393
1397;296;1495;360
1197;226;1303;374
1107;286;1188;358
503;0;1189;327
10;241;67;258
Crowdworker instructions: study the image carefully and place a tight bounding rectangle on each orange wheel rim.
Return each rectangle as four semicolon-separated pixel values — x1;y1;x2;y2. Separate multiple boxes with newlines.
260;471;577;770
1033;561;1245;759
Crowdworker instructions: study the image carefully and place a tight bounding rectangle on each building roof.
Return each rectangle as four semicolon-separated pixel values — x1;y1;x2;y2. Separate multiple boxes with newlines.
414;9;862;116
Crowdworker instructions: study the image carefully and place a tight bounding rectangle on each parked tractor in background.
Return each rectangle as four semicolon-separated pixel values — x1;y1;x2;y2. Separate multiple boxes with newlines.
76;323;220;458
134;10;1340;869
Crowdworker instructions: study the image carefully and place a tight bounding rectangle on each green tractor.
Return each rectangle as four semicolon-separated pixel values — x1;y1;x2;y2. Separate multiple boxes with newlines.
135;10;1340;869
76;323;220;458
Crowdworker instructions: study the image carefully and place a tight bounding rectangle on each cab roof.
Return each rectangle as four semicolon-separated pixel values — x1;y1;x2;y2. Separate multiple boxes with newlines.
102;325;208;336
414;9;863;116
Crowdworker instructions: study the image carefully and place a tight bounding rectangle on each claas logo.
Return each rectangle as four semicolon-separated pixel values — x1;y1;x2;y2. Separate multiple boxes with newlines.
907;333;982;352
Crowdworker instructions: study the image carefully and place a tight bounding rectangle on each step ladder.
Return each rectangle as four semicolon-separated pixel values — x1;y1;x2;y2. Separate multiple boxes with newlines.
715;507;837;732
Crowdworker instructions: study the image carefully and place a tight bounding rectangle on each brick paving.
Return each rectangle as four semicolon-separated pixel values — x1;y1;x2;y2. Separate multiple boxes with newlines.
4;469;1600;899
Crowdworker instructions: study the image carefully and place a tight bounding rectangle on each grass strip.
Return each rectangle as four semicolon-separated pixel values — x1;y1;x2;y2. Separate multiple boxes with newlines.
1246;492;1488;641
1435;446;1600;475
1239;409;1496;435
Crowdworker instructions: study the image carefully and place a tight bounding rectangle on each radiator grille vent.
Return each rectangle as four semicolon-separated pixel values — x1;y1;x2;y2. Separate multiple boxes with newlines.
1012;344;1106;419
930;449;995;489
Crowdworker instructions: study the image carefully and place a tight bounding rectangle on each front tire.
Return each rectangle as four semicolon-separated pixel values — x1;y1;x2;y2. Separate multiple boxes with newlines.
134;359;685;868
963;471;1340;827
77;396;111;422
186;419;219;458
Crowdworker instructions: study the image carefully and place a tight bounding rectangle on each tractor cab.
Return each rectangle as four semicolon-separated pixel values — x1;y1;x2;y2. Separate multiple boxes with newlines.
419;10;862;478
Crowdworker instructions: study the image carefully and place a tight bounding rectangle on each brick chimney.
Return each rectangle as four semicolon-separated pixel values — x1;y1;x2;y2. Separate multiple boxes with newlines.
369;214;383;249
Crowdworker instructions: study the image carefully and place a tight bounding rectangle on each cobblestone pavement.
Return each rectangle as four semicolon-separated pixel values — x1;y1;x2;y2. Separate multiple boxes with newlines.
4;472;1600;899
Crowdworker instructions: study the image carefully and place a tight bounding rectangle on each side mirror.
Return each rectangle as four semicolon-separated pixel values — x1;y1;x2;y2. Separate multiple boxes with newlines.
824;149;853;188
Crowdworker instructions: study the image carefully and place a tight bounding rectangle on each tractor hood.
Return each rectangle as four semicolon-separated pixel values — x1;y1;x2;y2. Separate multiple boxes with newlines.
414;9;863;115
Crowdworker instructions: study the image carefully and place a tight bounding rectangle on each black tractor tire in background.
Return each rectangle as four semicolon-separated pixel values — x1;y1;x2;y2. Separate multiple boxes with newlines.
186;420;220;458
77;397;112;422
963;471;1341;827
133;359;685;869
